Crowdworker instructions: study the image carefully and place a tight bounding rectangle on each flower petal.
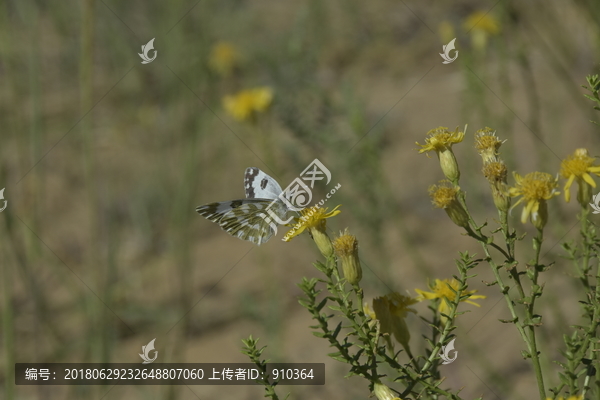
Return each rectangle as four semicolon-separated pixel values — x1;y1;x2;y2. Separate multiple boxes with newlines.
564;174;575;202
415;289;438;300
582;172;597;188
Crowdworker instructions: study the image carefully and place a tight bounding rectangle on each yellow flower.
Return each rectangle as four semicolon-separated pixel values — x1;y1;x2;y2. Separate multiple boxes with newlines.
463;11;500;50
415;279;485;321
509;172;559;229
208;42;240;76
482;159;508;184
283;205;341;256
373;381;402;400
428;181;470;229
417;126;465;183
372;293;418;350
223;87;273;122
546;396;583;400
416;126;465;153
284;205;341;240
560;148;600;205
474;127;505;163
333;229;362;285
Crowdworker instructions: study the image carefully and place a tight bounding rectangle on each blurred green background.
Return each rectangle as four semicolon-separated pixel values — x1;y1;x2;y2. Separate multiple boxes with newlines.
1;0;600;399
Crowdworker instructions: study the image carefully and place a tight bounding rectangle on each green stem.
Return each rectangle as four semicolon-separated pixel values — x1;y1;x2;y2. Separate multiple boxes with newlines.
464;212;531;352
581;342;595;398
459;190;546;398
528;229;546;400
401;343;420;371
578;207;593;290
400;268;471;400
499;210;528;301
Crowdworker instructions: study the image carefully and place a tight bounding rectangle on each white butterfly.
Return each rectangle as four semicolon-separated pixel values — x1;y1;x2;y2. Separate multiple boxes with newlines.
196;168;290;245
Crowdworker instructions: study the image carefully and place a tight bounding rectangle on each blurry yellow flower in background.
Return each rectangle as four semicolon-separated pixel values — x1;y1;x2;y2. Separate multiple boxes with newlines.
438;20;455;44
464;11;500;34
223;87;273;122
371;293;418;350
509;172;559;229
560;148;600;205
208;41;240;76
463;11;500;50
415;278;485;321
416;126;465;184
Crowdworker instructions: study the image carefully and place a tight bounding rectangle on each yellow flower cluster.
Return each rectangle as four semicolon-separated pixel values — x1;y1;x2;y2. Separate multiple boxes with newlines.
418;125;600;230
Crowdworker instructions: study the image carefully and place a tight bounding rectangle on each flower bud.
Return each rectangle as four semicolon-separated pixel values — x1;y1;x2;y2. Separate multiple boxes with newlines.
374;381;401;400
439;148;460;184
363;302;377;329
577;178;593;208
333;229;362;285
573;150;594;207
490;184;511;213
310;227;334;258
475;128;505;164
428;181;470;229
482;159;511;213
532;200;548;231
444;201;470;229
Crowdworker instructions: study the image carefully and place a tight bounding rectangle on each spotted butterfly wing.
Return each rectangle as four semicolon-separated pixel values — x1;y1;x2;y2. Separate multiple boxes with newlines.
196;168;288;245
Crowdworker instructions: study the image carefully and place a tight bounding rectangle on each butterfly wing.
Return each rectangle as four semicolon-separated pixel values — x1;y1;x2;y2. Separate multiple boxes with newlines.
196;198;288;245
244;167;283;199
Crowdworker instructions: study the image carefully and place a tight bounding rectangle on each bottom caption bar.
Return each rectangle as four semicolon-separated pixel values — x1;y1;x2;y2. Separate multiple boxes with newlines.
15;363;325;385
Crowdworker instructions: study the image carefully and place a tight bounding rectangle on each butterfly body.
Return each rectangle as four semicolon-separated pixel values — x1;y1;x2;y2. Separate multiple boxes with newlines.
196;168;289;245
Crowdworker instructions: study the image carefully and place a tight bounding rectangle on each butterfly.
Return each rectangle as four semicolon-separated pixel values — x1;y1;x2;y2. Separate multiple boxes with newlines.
196;168;291;245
